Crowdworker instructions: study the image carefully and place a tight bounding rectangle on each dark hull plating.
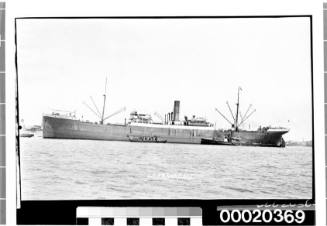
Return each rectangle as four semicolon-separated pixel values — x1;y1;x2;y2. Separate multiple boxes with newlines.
43;115;287;147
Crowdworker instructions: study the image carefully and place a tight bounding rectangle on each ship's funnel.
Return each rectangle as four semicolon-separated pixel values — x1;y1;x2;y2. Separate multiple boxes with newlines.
173;100;180;121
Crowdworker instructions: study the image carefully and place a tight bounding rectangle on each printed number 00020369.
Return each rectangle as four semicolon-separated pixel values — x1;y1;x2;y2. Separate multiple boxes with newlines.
218;209;305;224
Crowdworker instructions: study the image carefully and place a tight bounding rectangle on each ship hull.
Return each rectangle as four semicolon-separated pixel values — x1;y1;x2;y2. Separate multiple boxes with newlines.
43;116;214;144
210;129;287;147
43;116;287;147
231;130;286;147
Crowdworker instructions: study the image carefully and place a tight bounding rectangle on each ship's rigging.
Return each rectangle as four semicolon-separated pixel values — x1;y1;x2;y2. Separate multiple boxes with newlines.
215;87;256;131
83;77;126;124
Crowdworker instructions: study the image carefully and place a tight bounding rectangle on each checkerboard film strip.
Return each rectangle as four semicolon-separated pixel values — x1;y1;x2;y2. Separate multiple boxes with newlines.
0;2;4;225
76;207;202;226
325;2;327;225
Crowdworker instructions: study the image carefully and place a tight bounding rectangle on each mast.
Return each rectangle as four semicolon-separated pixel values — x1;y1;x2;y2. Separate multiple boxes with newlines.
101;77;107;124
235;87;242;131
215;87;255;131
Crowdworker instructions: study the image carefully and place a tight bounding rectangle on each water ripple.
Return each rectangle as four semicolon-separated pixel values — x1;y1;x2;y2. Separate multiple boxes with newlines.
20;139;312;200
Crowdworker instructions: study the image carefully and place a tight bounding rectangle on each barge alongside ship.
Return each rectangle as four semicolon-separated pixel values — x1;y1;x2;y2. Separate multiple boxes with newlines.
42;84;289;147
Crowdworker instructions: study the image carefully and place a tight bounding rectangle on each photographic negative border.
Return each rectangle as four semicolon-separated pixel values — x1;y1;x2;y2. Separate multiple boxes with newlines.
14;15;315;225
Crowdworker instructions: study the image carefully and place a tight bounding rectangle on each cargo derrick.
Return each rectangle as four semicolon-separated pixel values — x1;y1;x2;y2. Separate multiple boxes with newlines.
212;87;288;147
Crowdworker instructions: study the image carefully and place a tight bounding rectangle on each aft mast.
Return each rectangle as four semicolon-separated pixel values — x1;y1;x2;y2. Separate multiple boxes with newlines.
235;87;242;131
215;87;255;131
100;77;107;125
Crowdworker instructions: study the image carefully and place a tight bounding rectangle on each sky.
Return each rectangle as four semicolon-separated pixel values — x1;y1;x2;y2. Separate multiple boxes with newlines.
16;17;312;141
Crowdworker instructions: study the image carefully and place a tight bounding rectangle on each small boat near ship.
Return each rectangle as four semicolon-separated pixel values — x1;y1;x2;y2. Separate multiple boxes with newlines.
19;120;41;138
20;133;34;138
201;139;235;145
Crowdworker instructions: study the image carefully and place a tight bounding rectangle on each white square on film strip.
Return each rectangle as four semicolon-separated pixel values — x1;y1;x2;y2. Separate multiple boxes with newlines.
76;207;202;226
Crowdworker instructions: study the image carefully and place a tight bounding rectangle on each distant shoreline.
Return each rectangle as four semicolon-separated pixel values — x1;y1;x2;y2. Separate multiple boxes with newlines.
286;140;312;147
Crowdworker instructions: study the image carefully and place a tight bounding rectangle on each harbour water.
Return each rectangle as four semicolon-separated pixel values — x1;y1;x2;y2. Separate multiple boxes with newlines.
20;137;312;200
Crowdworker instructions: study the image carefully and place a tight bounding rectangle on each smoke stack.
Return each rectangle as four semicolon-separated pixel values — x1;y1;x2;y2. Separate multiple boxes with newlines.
173;100;180;121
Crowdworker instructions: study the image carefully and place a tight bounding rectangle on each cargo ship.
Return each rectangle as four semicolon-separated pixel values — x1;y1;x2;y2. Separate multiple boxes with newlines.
42;83;289;147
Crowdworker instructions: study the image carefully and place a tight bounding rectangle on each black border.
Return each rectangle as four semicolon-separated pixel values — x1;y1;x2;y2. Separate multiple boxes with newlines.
15;15;315;225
